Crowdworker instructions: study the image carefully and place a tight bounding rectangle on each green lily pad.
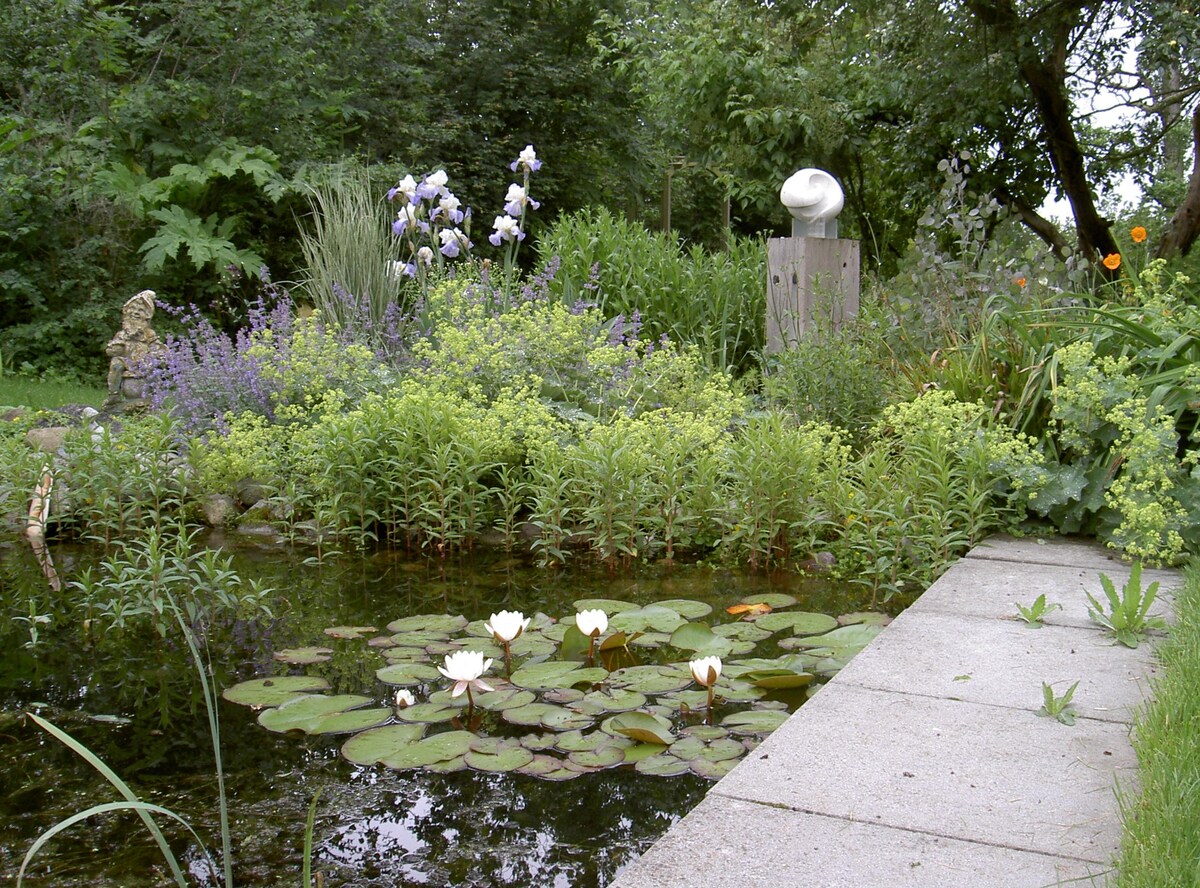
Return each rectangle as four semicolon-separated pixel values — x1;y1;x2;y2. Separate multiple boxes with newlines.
380;730;476;769
375;662;442;686
367;636;397;648
340;723;427;766
679;725;729;741
839;612;893;626
721;710;790;734
258;694;374;733
666;735;706;761
517;754;567;777
669;623;733;656
539;764;588;781
510;661;607;691
786;623;885;654
690;757;738;780
607;665;692;694
654;599;714;619
474;688;537;712
610;605;686;635
394;701;464;724
540;706;597;732
621;742;668;764
386;613;469;634
502;702;567;727
554;730;631;753
635;754;691;777
381;646;432;663
568;745;626;769
304;707;393;735
580;688;648;713
608;711;675;745
273;646;334;665
752;612;838;635
387;630;452;648
740;669;816;690
700;738;746;762
542;688;585;705
222;676;330;707
738;593;797;609
573;598;639;614
628;632;672;649
425;756;468;774
712;622;772;643
509;634;557;658
466;743;536;773
324;625;377;639
519;733;560;751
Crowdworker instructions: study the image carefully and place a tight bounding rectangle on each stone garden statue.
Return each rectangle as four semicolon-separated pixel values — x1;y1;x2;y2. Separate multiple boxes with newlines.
779;168;844;238
102;289;161;413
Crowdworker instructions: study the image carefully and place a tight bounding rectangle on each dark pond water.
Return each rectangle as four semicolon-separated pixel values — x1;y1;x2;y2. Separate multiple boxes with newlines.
0;534;893;887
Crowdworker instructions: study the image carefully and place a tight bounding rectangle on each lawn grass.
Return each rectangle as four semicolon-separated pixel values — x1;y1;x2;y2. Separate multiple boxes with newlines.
0;377;106;411
1115;560;1200;886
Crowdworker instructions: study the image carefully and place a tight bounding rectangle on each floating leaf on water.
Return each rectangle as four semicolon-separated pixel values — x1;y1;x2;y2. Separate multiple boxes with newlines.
258;694;374;733
367;636;398;648
608;711;675;745
222;676;330;707
635;754;691;777
502;702;566;727
303;708;393;735
701;738;748;762
568;745;625;770
517;754;566;777
654;599;713;619
787;623;885;654
386;614;469;634
580;688;647;713
542;687;585;705
510;661;607;691
380;730;476;769
466;743;536;773
541;706;596;732
572;598;639;614
690;757;737;780
474;688;537;712
381;646;432;663
726;603;772;618
324;626;377;639
628;631;672;649
394;701;465;724
539;764;588;781
610;605;686;635
711;622;772;643
509;634;557;659
607;665;692;694
738;593;797;609
272;646;334;665
838;612;893;627
621;742;668;764
425;756;468;774
554;729;631;753
340;723;427;766
375;662;441;686
666;735;706;761
520;733;560;752
751;612;838;636
740;670;816;690
679;725;729;741
721;710;789;734
668;623;730;655
387;630;452;648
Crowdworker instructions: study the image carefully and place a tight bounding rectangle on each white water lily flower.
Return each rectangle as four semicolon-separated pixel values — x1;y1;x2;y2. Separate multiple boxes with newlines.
690;656;722;687
575;609;608;638
438;650;494;698
486;610;530;643
394;689;415;709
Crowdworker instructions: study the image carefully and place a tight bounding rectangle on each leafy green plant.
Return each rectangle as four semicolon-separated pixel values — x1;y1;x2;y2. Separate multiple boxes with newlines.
1086;564;1166;649
1038;680;1079;726
1014;593;1061;627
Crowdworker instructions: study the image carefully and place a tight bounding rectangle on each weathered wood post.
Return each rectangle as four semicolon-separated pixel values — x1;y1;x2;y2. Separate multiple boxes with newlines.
765;169;860;353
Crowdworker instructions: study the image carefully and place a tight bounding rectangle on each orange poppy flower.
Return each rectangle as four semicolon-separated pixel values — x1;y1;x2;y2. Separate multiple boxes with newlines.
1131;226;1147;243
1102;253;1121;270
1015;276;1027;288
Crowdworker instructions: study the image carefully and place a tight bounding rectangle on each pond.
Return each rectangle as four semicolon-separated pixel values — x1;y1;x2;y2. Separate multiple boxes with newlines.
0;534;898;887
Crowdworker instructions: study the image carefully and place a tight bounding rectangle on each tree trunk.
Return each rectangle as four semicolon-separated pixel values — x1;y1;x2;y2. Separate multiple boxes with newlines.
1155;104;1200;259
996;187;1070;259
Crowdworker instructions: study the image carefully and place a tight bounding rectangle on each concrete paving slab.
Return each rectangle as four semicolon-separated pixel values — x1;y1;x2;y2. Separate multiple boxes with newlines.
965;536;1181;591
906;556;1176;630
613;796;1110;888
714;685;1136;864
832;609;1160;723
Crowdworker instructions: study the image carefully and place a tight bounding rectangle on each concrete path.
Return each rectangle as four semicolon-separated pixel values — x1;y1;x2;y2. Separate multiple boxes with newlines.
611;536;1181;888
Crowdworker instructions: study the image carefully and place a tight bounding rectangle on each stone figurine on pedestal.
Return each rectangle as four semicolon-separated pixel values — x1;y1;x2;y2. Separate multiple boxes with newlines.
102;289;161;413
766;169;860;353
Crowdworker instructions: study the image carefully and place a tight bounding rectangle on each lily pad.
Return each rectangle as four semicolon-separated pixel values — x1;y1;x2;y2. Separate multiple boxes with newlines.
839;612;893;627
690;757;738;780
324;625;377;639
367;636;398;648
466;742;536;772
258;694;374;733
222;676;330;707
375;662;442;686
394;701;464;724
786;623;885;654
425;756;468;774
666;735;706;761
740;669;816;690
635;754;691;777
580;688;648;713
572;598;639;614
679;725;729;741
380;730;476;769
721;709;789;734
510;661;607;691
711;622;772;643
474;688;537;712
607;665;692;694
387;630;453;648
555;730;631;753
608;711;675;745
341;723;427;766
568;745;626;769
700;738;746;762
738;593;797;609
610;605;686;635
519;733;560;752
542;688;585;705
669;623;733;656
273;646;334;665
628;632;672;649
517;754;566;777
386;613;468;634
502;702;568;727
381;646;432;663
621;742;668;764
654;599;713;619
752;612;838;635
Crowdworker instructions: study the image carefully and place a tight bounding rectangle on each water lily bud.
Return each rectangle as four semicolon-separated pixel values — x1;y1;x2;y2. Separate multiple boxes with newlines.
575;609;608;639
394;689;415;709
690;655;722;687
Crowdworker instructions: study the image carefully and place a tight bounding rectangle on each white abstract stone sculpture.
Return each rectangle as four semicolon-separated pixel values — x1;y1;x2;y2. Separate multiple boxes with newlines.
780;169;844;238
